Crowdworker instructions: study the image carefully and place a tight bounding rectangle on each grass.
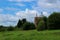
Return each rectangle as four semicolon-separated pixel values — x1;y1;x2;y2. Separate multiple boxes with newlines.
0;30;60;40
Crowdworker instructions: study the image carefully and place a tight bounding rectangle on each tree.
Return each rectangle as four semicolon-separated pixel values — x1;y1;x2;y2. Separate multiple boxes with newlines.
22;22;35;30
48;12;60;29
0;26;7;32
17;19;22;28
43;16;47;29
7;26;14;31
22;18;26;24
0;25;3;28
37;20;45;31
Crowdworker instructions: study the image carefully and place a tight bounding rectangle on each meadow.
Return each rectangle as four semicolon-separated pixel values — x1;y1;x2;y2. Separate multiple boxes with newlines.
0;30;60;40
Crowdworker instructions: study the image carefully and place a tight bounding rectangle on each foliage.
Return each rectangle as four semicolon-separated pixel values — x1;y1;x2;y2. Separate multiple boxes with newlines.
0;12;60;31
43;16;47;29
48;12;60;29
17;19;23;28
36;16;47;31
0;28;6;32
16;18;35;30
23;22;35;30
22;18;27;24
7;26;15;31
0;26;6;32
37;20;45;31
0;25;3;28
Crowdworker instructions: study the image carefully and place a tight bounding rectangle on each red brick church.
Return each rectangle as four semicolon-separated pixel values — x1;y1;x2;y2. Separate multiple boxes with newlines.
34;12;43;27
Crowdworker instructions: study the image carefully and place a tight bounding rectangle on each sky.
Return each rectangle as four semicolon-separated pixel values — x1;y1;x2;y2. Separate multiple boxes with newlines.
0;0;60;26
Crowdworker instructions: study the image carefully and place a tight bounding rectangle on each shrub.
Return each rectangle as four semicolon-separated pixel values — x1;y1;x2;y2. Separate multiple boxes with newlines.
37;20;45;31
7;26;15;31
0;28;6;32
48;12;60;29
0;26;6;32
22;22;35;30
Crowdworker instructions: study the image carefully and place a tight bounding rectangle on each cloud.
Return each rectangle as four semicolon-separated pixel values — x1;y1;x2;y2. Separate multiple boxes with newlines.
43;11;50;17
37;0;60;8
15;3;25;6
5;7;20;10
0;8;38;26
1;0;60;26
16;8;38;22
0;14;18;22
8;0;60;8
46;0;58;3
32;0;60;17
8;0;35;2
0;8;3;13
0;14;19;26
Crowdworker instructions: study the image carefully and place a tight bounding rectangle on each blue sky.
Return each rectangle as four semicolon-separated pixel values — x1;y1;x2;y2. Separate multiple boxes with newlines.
0;0;60;26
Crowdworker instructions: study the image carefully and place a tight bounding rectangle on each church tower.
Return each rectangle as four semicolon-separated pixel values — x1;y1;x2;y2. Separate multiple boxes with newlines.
34;13;40;27
34;12;43;27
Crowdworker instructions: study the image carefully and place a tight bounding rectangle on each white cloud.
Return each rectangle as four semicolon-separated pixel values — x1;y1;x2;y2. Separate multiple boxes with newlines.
16;8;38;22
8;0;35;2
15;3;25;6
32;0;60;17
38;2;53;8
16;8;37;16
43;11;50;17
0;8;38;26
0;14;19;26
0;8;3;13
5;7;20;10
37;0;60;8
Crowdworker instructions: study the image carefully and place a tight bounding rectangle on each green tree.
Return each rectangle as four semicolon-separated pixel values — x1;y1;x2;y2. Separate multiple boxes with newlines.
37;20;45;31
17;19;22;28
43;16;47;29
7;26;14;31
0;25;3;29
23;22;35;30
22;18;26;24
0;26;7;32
48;12;60;29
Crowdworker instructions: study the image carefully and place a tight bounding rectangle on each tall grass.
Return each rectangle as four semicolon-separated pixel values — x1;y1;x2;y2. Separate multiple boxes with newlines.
0;30;60;40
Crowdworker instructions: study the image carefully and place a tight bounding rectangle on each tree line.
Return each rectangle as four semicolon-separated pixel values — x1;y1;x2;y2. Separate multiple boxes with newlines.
37;12;60;31
0;12;60;31
0;18;35;32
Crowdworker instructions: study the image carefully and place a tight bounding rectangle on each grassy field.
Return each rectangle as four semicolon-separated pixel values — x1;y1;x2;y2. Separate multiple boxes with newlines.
0;30;60;40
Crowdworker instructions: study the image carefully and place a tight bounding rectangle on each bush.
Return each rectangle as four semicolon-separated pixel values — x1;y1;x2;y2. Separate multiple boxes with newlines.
7;26;15;31
37;20;45;31
0;28;6;32
48;12;60;29
22;22;35;30
43;16;47;29
0;26;6;32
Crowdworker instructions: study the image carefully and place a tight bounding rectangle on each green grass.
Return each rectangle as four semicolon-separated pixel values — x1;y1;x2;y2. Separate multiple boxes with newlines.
0;30;60;40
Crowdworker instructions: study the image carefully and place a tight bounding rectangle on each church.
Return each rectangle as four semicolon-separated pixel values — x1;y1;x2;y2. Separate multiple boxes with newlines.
34;12;44;27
